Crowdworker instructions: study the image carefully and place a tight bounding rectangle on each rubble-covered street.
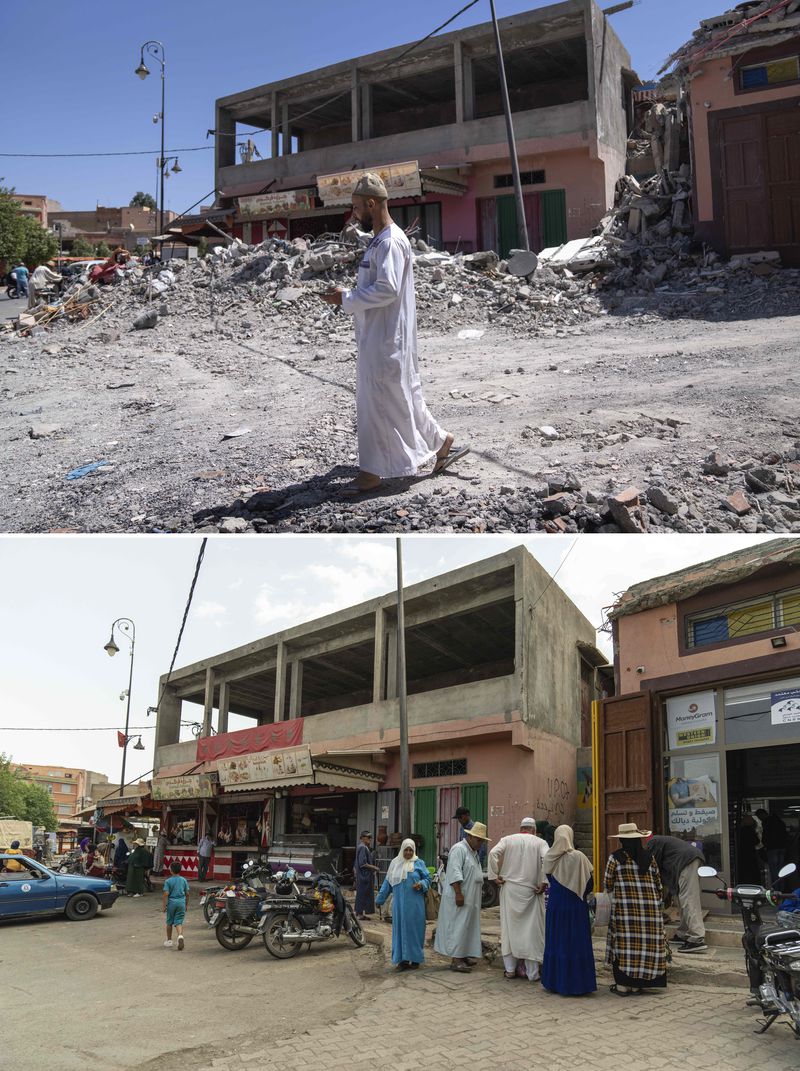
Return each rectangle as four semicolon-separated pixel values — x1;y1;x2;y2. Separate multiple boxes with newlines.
1;237;798;534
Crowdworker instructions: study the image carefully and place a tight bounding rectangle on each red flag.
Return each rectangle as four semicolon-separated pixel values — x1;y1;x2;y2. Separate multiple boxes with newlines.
117;731;126;748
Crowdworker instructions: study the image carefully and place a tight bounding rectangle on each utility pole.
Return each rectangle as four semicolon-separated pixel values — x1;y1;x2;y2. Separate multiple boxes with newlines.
489;0;529;251
396;538;411;835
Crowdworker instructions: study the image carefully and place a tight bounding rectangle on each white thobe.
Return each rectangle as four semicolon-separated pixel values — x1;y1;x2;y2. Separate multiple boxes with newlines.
488;833;548;967
434;839;483;959
29;264;61;308
341;223;445;478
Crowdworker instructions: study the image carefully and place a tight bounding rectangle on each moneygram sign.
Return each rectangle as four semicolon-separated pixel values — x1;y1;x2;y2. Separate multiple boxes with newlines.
666;691;716;749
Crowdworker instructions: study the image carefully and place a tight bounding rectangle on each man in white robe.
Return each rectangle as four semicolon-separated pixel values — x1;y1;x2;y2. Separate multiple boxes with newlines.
320;172;469;494
434;822;489;972
488;817;549;982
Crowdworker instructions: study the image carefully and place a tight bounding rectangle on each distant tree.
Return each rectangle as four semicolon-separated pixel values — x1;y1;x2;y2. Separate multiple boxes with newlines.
94;241;111;258
18;781;58;830
130;192;156;210
0;753;24;817
71;237;94;258
0;184;26;265
20;215;58;265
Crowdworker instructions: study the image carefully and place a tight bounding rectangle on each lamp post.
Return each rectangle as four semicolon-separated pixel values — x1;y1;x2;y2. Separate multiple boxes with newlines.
488;0;530;251
136;40;166;239
104;618;136;796
396;538;411;835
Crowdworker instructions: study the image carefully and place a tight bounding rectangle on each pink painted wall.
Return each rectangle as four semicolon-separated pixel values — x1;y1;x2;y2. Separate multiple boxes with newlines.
616;601;800;693
689;54;800;223
377;729;576;840
438;149;609;250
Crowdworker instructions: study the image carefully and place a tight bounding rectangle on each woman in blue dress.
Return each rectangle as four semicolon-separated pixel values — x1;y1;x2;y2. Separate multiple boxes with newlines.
376;838;430;971
541;824;597;996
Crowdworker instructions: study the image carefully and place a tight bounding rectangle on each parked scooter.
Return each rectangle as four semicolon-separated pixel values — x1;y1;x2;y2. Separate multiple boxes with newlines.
260;867;366;959
699;862;800;1038
201;858;274;925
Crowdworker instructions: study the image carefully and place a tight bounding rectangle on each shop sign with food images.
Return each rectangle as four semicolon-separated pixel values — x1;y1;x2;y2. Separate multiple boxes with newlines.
218;745;313;786
152;774;215;800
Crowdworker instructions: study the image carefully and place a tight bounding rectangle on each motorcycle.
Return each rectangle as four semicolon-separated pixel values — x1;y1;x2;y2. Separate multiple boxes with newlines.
699;862;800;1038
201;858;274;925
260;867;366;959
56;850;85;874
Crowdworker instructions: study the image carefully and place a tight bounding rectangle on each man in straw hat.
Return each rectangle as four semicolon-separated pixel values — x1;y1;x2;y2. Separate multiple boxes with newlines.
319;172;469;495
434;821;489;972
488;817;549;982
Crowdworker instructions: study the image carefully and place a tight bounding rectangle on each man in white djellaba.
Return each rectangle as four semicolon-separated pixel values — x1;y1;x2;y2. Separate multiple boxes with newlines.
434;821;490;972
319;172;469;494
488;817;549;982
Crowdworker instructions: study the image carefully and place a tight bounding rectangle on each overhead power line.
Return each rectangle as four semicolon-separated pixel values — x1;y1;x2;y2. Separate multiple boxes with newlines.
0;146;212;159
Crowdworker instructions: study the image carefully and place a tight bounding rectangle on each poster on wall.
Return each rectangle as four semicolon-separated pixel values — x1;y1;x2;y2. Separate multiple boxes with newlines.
576;766;593;810
666;691;717;749
667;754;720;837
771;688;800;725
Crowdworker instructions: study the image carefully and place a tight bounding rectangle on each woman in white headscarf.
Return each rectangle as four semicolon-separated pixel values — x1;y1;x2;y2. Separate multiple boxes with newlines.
541;824;597;996
375;838;430;971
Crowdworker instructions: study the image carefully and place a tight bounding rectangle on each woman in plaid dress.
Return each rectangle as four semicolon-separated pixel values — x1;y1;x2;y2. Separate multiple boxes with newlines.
604;823;668;995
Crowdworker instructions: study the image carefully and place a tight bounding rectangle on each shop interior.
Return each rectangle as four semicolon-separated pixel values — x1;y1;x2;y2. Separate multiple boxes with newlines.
288;791;358;874
727;742;800;888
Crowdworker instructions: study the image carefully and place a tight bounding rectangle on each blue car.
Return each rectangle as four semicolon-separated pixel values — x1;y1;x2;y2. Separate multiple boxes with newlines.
0;853;119;922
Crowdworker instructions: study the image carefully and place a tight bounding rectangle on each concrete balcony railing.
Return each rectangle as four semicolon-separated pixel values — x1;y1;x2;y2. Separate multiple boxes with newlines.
155;674;521;773
219;100;594;192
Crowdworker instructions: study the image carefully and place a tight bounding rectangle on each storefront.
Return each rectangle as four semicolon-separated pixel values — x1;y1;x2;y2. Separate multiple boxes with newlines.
152;772;217;879
660;673;800;887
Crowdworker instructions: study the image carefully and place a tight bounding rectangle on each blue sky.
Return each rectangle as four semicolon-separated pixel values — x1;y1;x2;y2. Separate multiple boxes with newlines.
3;0;724;214
0;534;766;779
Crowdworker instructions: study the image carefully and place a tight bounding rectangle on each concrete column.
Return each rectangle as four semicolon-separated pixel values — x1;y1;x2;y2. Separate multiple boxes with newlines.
373;609;386;703
274;642;288;721
218;680;230;735
289;659;303;718
215;106;236;195
461;46;475;122
351;67;360;143
454;41;465;124
271;92;279;158
386;626;398;698
202;667;214;737
281;101;292;156
361;82;372;141
154;686;181;757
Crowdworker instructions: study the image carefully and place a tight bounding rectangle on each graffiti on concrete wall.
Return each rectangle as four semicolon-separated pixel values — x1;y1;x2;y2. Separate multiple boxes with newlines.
535;776;571;820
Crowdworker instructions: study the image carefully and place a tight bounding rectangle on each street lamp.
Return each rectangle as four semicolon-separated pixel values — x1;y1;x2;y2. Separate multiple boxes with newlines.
135;40;166;239
104;618;136;796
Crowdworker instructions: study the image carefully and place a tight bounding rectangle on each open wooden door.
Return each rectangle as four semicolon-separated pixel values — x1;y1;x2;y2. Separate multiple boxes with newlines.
596;692;656;877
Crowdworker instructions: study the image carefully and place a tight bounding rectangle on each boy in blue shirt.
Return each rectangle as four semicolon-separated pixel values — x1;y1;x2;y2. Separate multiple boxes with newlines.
163;860;190;949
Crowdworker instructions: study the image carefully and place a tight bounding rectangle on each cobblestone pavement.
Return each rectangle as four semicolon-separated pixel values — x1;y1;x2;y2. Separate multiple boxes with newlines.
198;958;799;1071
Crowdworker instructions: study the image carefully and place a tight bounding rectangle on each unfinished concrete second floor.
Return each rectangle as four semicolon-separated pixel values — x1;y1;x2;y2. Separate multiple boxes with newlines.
153;546;604;772
214;0;633;198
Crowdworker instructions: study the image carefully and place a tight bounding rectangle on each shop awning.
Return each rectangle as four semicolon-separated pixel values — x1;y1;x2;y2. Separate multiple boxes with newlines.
420;169;468;197
220;759;383;793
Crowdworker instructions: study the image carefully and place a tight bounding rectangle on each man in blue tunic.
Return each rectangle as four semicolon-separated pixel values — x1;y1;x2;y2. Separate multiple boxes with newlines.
455;806;486;864
354;830;378;919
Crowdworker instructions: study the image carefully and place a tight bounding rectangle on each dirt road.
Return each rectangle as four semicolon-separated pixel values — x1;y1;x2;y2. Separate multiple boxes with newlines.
1;296;797;533
0;891;379;1071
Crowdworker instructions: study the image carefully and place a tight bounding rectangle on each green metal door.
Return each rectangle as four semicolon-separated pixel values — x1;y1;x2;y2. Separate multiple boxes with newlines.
460;783;488;825
413;787;437;860
496;196;518;259
541;189;568;247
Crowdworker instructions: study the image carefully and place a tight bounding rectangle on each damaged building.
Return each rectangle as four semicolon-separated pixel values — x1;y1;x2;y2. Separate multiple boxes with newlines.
151;546;606;880
662;1;800;264
213;0;637;257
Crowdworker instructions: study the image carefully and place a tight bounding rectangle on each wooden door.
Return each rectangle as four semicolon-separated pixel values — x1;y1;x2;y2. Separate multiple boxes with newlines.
437;785;461;858
413;787;437;860
766;110;800;247
460;782;489;825
478;197;498;254
497;196;518;258
540;189;567;248
719;115;770;249
596;692;655;873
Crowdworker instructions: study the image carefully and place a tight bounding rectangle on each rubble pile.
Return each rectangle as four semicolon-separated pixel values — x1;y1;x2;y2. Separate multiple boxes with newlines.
182;437;800;535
